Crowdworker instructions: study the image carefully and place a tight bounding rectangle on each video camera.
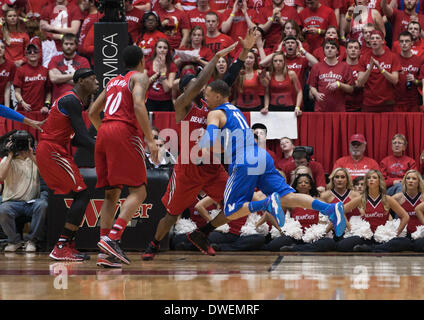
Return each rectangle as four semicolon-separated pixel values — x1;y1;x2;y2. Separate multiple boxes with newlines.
0;130;34;157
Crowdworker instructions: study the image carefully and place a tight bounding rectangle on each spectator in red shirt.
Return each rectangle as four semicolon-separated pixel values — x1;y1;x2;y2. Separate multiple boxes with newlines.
281;146;327;193
136;11;168;59
0;40;15;107
145;38;177;111
124;0;145;44
174;26;214;76
156;0;190;50
221;0;256;48
0;8;29;67
251;123;278;166
78;0;101;63
255;0;301;49
333;133;380;179
357;30;401;112
277;137;295;171
48;33;90;101
40;0;83;52
264;51;303;114
187;0;216;33
312;26;347;61
133;0;152;11
308;39;354;112
380;133;417;195
382;0;424;42
394;31;423;112
13;43;51;114
235;50;268;111
205;11;234;56
298;0;338;52
392;21;424;58
345;39;364;112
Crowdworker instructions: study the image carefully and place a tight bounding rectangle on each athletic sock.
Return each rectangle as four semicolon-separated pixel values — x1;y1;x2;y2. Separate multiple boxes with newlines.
248;197;270;213
58;228;76;243
312;199;331;212
199;223;216;236
100;228;111;238
152;238;160;247
108;218;128;241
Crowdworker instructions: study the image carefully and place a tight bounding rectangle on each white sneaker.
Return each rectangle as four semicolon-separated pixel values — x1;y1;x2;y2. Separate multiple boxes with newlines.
4;242;22;252
24;241;37;252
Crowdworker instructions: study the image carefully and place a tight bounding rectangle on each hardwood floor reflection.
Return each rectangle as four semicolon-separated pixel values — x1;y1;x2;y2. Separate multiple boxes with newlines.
1;252;424;300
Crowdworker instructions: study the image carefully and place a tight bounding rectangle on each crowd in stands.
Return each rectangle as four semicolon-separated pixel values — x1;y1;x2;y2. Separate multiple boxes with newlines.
1;0;424;253
0;0;424;113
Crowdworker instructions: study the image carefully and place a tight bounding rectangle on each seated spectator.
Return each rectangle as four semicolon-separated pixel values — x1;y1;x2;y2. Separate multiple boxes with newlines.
145;134;176;169
345;39;363;112
0;8;29;68
251;123;278;165
341;170;410;253
342;0;385;46
48;33;90;102
312;26;347;61
308;39;354;112
320;167;361;229
0;40;16;108
0;130;48;252
255;0;301;50
156;0;190;50
136;11;167;59
262;173;336;252
235;50;268;112
394;31;423;112
357;30;401;112
174;26;214;77
145;38;177;111
204;12;234;57
281;146;326;192
353;176;365;194
13;43;51;114
380;133;417;196
298;0;338;53
40;0;83;53
124;0;144;44
263;51;302;114
277;136;295;171
333;133;380;180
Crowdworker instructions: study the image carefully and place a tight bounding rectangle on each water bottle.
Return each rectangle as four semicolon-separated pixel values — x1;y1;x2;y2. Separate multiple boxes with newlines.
406;71;412;90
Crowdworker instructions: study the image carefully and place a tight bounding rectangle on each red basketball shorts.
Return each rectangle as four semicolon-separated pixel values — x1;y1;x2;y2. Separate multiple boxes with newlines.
36;140;87;194
95;121;147;189
162;163;228;216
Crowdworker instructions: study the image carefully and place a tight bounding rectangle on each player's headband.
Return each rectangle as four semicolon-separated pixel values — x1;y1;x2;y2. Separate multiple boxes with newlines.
73;69;95;83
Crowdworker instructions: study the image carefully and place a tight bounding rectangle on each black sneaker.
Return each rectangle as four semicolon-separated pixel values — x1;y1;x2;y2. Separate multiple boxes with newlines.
97;236;131;265
97;253;123;268
141;241;160;261
186;230;215;256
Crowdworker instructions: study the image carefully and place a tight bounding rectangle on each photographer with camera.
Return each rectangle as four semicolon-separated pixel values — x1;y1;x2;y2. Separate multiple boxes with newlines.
0;130;48;252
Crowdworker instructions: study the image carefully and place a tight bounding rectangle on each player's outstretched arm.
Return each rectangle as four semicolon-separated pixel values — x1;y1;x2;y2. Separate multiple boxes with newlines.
131;72;159;164
0;104;45;131
174;42;238;123
89;89;106;130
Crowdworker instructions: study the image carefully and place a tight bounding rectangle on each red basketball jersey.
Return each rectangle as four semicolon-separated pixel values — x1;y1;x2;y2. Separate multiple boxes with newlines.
401;192;422;234
39;91;83;147
362;195;389;232
103;71;140;130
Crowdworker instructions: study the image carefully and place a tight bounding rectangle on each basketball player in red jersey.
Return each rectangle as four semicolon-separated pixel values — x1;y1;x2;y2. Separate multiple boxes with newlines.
88;46;159;267
142;29;258;261
36;68;99;261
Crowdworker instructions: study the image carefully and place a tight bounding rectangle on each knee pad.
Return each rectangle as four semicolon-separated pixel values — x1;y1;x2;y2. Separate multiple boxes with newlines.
66;189;90;226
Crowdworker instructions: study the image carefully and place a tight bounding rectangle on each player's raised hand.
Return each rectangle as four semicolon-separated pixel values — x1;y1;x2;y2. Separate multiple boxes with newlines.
216;41;238;58
23;117;46;132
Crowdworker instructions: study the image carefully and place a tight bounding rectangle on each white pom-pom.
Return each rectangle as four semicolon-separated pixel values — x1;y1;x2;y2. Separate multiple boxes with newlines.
240;213;269;236
373;219;407;243
174;218;197;234
281;217;303;240
412;225;424;240
209;209;221;220
270;226;281;239
215;223;230;233
302;223;328;243
319;213;330;224
343;216;373;240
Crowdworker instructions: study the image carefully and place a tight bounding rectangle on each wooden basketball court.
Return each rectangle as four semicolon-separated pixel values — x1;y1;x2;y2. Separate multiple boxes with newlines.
1;251;424;300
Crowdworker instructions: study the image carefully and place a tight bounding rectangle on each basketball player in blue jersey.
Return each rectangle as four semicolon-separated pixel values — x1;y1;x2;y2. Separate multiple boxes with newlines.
187;80;347;253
